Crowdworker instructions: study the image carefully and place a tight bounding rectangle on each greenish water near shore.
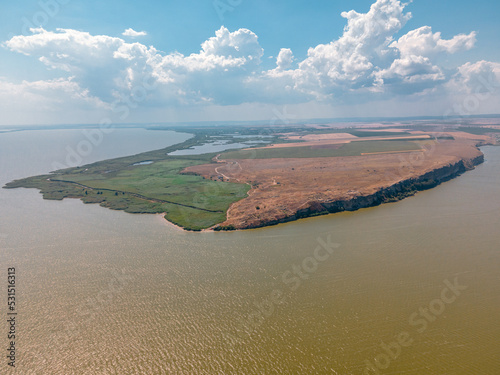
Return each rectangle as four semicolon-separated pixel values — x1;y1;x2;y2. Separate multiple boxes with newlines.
3;128;260;230
1;129;499;374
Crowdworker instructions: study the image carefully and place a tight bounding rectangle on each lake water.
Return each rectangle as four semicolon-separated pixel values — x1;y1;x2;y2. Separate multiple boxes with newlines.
0;128;499;374
168;134;274;156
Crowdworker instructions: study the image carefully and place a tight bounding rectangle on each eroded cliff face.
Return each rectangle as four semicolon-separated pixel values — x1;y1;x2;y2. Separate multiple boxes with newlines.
208;144;484;230
244;154;484;230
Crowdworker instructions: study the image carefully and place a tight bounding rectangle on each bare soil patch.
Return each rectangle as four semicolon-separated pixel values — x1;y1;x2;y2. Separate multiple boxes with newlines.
184;139;483;229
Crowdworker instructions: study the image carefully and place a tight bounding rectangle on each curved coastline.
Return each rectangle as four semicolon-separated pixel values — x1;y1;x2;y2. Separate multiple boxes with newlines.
220;152;484;231
3;124;495;232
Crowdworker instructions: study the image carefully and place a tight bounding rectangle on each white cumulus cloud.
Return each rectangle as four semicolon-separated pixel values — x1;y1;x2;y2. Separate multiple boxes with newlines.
276;48;294;70
293;0;412;97
0;77;108;124
122;28;147;37
1;0;492;119
390;26;476;57
451;60;500;94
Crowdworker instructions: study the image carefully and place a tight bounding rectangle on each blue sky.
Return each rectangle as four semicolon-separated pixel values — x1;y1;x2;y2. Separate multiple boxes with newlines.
1;0;499;125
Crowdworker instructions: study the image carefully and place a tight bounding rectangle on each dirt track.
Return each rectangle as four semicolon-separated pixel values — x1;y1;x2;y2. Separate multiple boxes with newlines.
184;138;484;229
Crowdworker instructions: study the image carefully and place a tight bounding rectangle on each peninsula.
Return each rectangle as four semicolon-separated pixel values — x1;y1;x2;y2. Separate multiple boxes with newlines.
4;119;499;230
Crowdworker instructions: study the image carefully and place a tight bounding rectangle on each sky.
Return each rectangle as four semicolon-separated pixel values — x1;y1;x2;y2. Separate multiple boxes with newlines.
0;0;499;126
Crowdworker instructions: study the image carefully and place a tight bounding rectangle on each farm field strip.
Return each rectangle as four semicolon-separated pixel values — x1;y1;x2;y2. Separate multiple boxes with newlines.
220;140;427;159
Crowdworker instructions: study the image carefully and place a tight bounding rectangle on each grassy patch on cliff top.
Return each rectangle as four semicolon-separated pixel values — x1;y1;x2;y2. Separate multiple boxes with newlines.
285;128;412;138
457;127;500;135
346;130;411;137
220;140;423;159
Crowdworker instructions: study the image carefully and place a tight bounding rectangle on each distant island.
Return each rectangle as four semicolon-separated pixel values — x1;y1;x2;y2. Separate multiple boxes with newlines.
4;119;500;231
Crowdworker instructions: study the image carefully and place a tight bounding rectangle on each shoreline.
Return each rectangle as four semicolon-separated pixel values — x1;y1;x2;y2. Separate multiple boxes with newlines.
157;151;485;232
155;213;187;232
4;124;497;232
209;150;485;231
156;213;215;233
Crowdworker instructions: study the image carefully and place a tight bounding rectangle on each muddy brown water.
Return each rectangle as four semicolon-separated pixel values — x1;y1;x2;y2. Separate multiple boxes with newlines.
1;129;499;374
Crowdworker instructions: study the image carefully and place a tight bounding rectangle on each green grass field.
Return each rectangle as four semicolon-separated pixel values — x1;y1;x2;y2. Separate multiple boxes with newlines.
220;140;423;159
458;127;500;135
3;132;254;230
52;157;249;229
4;146;249;230
290;128;412;138
346;130;411;137
4;123;470;230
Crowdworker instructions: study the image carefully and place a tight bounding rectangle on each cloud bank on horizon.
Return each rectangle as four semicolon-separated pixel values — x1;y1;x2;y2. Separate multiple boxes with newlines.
2;0;500;124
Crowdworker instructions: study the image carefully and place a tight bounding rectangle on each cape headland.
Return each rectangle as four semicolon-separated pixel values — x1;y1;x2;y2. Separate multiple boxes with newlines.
4;120;499;231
